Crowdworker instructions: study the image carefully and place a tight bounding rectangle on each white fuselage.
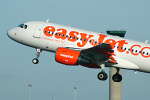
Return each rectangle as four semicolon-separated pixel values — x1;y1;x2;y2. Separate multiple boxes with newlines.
7;21;150;73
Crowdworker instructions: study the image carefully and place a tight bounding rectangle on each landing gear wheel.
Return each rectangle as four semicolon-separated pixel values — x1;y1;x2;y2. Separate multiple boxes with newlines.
32;58;39;64
97;72;108;81
32;48;42;64
112;74;122;82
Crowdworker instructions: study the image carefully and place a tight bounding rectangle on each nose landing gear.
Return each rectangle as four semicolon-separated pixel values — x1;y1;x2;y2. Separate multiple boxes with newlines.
32;58;39;64
32;49;42;64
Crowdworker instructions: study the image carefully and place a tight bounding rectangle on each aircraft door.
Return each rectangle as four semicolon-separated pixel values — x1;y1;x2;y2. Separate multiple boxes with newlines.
33;24;43;38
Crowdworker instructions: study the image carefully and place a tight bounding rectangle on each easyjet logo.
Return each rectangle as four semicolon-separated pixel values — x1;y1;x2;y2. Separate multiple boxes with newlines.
42;26;150;58
130;45;150;58
60;54;73;58
43;26;93;47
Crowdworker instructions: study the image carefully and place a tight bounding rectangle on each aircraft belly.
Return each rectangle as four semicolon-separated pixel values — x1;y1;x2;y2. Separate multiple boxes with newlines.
110;56;139;70
114;52;150;73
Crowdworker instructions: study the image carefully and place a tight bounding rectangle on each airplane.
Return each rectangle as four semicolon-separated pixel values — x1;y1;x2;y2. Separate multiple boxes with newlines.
7;21;150;82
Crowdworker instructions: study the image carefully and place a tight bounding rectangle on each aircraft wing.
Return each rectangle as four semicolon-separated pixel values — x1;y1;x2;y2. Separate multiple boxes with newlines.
74;43;116;68
65;43;139;69
79;43;139;69
81;43;116;63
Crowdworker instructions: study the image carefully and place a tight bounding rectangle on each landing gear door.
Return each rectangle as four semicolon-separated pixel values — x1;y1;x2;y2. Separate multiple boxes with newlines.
33;24;43;38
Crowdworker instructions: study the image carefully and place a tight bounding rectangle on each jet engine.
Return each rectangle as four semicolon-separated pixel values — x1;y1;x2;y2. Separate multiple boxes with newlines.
55;47;91;65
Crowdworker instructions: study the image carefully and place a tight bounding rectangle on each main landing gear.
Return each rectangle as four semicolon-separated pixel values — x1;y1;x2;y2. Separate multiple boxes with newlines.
112;68;122;82
97;66;122;82
32;49;42;64
97;63;108;81
97;70;108;81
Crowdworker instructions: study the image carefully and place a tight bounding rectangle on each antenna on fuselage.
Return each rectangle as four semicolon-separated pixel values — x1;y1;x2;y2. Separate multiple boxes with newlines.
46;19;50;22
145;40;148;43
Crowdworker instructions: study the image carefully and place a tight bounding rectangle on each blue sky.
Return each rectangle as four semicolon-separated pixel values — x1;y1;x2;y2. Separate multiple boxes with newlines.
1;0;150;100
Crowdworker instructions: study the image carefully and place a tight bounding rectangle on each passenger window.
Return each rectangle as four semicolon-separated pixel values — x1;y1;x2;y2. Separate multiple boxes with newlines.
147;52;149;55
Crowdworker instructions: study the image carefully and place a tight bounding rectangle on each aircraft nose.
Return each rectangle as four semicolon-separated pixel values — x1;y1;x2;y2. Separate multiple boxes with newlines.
7;28;16;39
7;29;12;38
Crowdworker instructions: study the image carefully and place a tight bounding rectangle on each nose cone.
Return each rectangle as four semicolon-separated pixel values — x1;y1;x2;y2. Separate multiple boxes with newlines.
7;29;12;38
7;28;16;40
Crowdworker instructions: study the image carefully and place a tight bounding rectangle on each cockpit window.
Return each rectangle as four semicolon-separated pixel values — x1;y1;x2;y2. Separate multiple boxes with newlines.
18;24;27;29
24;25;27;29
18;24;24;28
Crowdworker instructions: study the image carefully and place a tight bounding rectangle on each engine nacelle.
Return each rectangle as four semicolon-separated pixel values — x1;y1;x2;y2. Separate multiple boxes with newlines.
55;47;91;65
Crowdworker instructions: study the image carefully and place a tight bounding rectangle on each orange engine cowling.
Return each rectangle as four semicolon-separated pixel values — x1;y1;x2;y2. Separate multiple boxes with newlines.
55;47;91;65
